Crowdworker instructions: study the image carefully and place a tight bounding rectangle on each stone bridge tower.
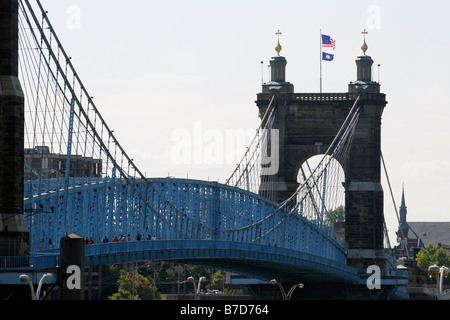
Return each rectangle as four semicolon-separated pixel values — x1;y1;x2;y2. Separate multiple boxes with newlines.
256;32;387;269
0;0;29;256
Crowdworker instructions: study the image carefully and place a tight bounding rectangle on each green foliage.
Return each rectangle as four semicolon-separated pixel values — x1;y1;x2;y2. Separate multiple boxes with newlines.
211;270;225;290
108;269;160;300
186;265;213;279
109;287;140;300
416;244;450;271
106;263;236;298
325;205;345;228
223;288;235;295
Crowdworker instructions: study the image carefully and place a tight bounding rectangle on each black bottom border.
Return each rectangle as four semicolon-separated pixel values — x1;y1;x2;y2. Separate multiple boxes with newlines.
2;299;444;319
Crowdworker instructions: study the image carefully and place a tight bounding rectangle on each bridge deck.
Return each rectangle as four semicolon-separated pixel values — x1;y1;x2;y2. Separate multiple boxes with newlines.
0;239;409;289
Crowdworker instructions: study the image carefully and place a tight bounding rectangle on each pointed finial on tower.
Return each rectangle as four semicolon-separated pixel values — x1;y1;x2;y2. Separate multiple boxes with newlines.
361;29;368;56
401;183;406;208
275;29;282;56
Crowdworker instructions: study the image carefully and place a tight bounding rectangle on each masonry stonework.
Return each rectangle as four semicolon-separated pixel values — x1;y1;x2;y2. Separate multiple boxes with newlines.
0;0;29;256
256;51;387;269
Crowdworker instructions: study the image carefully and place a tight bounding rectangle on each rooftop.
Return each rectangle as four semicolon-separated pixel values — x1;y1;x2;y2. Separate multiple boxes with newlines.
407;222;450;247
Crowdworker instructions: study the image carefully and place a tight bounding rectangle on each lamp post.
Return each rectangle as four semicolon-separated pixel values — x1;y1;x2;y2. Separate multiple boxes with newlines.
428;264;449;300
270;279;304;300
19;274;35;300
19;273;53;300
187;276;206;300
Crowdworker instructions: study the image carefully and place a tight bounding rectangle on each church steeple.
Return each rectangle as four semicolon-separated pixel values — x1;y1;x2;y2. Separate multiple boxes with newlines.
398;186;409;239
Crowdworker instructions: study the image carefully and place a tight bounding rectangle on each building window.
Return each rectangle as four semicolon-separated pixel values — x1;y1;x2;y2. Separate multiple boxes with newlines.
41;157;49;169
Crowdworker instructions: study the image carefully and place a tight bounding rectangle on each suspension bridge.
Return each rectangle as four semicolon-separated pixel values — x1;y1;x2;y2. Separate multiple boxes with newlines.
0;0;408;299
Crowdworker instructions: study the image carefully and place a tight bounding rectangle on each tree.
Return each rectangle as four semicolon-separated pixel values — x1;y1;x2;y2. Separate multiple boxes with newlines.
109;287;140;300
325;205;345;228
108;269;160;300
211;270;225;291
416;244;450;272
186;265;212;280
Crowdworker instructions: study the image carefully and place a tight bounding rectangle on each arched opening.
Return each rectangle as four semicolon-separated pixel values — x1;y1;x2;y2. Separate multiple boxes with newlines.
295;155;346;228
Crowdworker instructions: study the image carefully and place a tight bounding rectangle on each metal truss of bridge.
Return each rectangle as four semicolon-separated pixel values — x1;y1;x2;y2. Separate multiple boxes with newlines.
0;0;408;296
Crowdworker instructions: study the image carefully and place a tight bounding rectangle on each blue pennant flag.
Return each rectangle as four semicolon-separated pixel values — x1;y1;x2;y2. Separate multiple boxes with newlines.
322;52;334;61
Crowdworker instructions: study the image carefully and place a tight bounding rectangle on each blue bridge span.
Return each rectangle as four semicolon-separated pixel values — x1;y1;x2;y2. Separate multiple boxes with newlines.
22;177;354;283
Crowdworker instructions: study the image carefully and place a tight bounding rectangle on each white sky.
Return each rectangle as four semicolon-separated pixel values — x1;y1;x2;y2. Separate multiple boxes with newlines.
36;0;450;245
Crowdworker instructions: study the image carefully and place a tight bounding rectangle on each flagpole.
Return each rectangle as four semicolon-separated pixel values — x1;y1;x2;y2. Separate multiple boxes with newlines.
320;29;322;93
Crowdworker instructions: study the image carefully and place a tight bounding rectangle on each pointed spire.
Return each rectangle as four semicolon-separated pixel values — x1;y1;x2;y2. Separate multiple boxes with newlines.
399;184;407;226
397;184;409;242
400;184;406;208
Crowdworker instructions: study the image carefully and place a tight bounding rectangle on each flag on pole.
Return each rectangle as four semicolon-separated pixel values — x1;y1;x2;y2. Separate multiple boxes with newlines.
320;31;336;92
321;34;336;50
322;52;334;61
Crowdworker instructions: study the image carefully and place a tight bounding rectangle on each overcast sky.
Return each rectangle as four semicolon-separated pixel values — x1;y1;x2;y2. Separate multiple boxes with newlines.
32;0;450;244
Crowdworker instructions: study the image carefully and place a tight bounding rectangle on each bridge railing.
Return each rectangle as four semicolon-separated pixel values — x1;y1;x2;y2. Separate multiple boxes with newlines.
257;92;385;103
294;92;358;101
83;240;351;276
0;256;31;269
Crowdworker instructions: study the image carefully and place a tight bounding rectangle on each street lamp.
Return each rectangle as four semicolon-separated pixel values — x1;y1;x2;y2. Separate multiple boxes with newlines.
428;264;449;300
19;273;53;300
187;276;206;300
19;274;36;300
270;279;304;300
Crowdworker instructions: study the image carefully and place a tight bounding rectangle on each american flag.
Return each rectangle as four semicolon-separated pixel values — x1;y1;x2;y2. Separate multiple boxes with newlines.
322;34;336;50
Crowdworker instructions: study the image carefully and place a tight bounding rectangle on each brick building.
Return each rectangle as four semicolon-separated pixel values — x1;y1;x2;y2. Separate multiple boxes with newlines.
394;187;450;258
24;146;102;179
